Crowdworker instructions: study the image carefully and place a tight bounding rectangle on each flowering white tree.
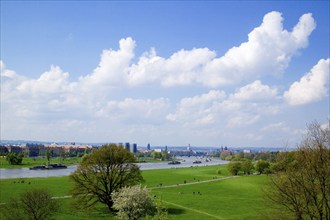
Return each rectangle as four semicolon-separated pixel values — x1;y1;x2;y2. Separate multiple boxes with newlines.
112;185;155;220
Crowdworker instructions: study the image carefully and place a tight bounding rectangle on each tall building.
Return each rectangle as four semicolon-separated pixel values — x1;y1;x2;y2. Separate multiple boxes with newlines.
147;143;151;150
125;143;130;152
132;143;137;153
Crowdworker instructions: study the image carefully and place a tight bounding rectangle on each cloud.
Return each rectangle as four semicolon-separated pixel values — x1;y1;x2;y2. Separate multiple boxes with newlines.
229;80;278;102
74;11;315;89
96;98;170;124
0;11;324;146
167;80;280;130
79;37;136;89
128;47;216;87
284;58;330;105
166;90;226;126
16;65;72;95
200;12;316;87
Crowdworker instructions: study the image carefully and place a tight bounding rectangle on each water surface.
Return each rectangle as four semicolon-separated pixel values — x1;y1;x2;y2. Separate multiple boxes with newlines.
0;157;228;179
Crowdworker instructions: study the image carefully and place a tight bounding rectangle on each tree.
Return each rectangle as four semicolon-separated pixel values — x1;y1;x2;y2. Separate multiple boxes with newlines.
161;150;171;161
6;153;24;165
46;149;51;164
233;151;244;161
3;188;59;220
241;158;254;175
227;161;242;175
112;185;155;220
152;151;162;160
255;160;270;174
70;144;144;211
267;122;330;220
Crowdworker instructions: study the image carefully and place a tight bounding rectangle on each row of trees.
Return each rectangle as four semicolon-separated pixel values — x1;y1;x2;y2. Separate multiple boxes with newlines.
227;159;270;175
215;150;278;162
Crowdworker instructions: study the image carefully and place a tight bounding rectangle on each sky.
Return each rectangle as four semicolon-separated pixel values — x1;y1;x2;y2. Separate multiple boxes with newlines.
1;1;329;148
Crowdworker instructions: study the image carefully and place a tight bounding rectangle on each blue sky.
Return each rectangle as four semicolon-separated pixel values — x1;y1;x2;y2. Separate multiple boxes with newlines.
1;1;329;148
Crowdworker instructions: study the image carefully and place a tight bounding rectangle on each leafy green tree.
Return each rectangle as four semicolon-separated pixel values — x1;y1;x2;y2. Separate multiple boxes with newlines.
112;185;155;220
220;151;231;160
255;160;270;174
267;122;330;220
6;153;24;165
70;144;143;211
152;151;162;160
3;188;59;220
161;150;171;161
227;161;242;175
241;158;254;175
233;151;244;161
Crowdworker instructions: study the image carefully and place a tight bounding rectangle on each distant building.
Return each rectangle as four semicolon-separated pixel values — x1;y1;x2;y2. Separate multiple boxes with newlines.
125;143;130;152
147;143;151;150
132;143;138;153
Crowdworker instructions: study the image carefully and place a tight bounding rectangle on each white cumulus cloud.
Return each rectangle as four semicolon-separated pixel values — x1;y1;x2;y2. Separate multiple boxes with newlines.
229;80;278;102
284;58;330;105
72;11;316;89
200;11;316;87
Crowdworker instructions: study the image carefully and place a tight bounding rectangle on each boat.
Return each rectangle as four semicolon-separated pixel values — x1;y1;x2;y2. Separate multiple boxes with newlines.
29;164;67;170
168;161;181;165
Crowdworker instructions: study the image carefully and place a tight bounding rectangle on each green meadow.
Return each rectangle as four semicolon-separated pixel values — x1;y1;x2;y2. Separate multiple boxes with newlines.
0;165;275;219
0;156;82;168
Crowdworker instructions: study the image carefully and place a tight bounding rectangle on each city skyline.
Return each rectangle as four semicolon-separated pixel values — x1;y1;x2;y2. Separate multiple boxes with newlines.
1;1;329;147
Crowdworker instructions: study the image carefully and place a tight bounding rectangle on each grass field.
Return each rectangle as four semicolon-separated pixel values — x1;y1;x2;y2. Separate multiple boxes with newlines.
0;156;82;168
152;175;273;219
0;165;275;219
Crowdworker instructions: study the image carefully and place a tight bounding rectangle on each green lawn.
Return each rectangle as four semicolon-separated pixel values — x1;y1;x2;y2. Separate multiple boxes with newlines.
0;165;276;219
142;165;229;187
152;175;273;219
0;157;82;168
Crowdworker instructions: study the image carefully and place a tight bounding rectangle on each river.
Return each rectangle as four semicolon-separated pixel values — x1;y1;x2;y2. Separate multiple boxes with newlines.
0;157;228;179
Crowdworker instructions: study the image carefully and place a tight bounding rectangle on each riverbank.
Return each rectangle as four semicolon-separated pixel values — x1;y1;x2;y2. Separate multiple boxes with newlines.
0;156;228;179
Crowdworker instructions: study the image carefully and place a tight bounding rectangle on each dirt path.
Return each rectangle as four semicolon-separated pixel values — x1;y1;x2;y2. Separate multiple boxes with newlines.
149;175;239;189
